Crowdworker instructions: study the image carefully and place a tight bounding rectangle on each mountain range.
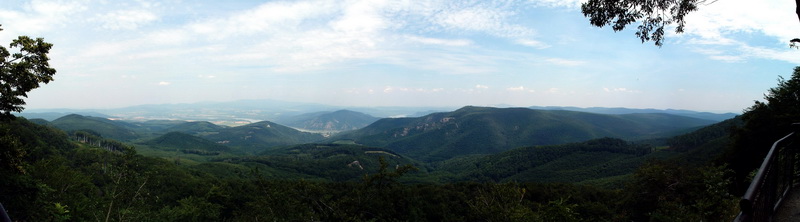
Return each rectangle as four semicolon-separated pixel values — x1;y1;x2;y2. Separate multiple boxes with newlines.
35;105;722;162
331;106;716;161
20;99;735;123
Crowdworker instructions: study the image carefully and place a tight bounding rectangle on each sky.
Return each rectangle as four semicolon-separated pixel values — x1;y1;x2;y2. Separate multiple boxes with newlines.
0;0;798;113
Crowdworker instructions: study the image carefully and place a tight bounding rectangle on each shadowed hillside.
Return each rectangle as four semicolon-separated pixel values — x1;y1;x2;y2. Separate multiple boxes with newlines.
334;106;716;162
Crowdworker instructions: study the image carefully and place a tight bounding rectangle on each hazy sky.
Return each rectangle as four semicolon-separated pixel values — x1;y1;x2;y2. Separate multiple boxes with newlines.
1;0;797;113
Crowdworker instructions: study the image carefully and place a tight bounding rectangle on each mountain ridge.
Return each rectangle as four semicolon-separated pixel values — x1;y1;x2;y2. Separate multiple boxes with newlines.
333;106;716;162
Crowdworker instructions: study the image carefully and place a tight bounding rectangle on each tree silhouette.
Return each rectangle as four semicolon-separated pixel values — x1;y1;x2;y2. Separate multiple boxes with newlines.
0;24;57;120
582;0;800;47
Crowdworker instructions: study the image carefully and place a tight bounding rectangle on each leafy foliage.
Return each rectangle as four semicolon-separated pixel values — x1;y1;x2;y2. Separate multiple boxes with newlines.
0;25;57;120
725;67;800;192
581;0;713;46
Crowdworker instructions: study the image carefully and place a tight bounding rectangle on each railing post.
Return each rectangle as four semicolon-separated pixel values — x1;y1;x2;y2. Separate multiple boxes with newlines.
734;124;800;222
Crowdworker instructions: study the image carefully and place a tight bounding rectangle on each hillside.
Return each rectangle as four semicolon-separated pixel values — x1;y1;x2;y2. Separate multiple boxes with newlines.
666;116;743;166
434;138;670;186
334;106;716;162
162;121;227;136
275;109;379;132
211;143;419;181
144;132;232;154
202;121;325;153
50;114;140;141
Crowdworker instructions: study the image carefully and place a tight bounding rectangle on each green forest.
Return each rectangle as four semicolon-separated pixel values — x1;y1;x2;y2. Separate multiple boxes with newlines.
1;2;799;219
2;66;798;221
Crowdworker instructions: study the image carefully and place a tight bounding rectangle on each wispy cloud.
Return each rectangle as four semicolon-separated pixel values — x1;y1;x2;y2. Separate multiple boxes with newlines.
406;35;473;46
96;10;158;30
507;86;535;92
516;39;550;49
603;87;640;93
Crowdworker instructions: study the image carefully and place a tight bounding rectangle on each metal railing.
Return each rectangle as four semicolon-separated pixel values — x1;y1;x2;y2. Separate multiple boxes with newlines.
734;124;799;222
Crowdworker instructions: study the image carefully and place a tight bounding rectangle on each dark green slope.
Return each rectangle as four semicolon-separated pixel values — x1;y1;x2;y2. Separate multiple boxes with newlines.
50;114;139;141
435;138;669;185
163;121;226;136
277;109;380;132
217;143;418;181
145;132;231;153
130;119;187;132
666;116;743;166
202;121;324;153
334;106;714;162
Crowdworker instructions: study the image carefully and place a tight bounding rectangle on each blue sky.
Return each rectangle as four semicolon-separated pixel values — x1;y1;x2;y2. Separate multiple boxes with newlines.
1;0;797;113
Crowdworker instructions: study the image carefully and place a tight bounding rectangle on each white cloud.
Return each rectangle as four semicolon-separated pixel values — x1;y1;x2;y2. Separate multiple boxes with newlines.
475;84;489;89
433;6;533;38
187;0;336;39
529;0;585;8
603;87;640;93
406;35;472;46
684;0;798;44
516;39;550;49
680;0;799;63
0;0;87;36
507;86;526;91
158;81;171;86
97;10;158;30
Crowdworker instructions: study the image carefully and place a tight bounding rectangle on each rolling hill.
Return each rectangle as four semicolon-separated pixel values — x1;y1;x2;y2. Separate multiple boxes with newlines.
201;121;325;153
333;106;716;162
162;121;227;136
50;114;140;141
214;143;419;181
275;109;380;132
144;132;232;154
434;137;668;185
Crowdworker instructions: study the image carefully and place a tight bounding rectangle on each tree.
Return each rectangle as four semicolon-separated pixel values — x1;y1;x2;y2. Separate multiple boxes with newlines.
725;67;800;191
0;24;57;120
582;0;800;47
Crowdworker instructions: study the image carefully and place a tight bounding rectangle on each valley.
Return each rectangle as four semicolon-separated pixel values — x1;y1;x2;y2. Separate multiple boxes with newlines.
3;101;762;221
23;104;731;185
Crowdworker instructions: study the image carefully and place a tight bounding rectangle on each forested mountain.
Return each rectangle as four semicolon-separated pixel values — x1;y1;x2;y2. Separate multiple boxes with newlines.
16;111;113;121
162;121;227;136
667;117;743;166
202;143;419;181
334;106;715;162
201;121;325;153
129;119;189;133
1;113;740;221
145;132;232;154
434;138;661;185
275;109;379;132
50;114;139;141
